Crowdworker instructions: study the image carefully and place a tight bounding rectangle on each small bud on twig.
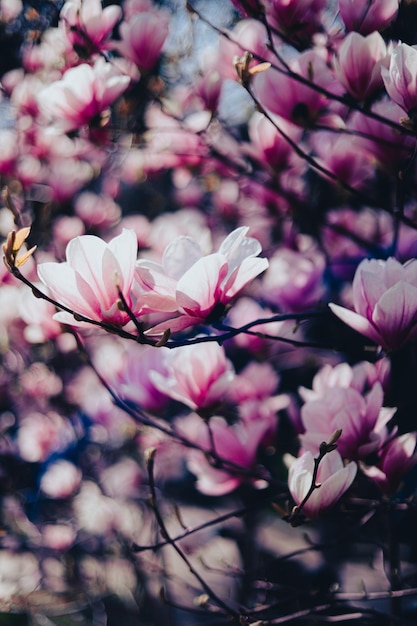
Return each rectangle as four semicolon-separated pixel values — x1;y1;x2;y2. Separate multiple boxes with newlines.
144;447;157;466
234;51;270;87
155;328;171;347
2;227;36;272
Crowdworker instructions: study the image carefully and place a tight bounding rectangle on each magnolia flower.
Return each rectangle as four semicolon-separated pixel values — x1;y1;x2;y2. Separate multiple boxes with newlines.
136;227;269;334
262;247;326;311
334;31;387;101
329;257;417;352
362;432;417;495
185;416;269;496
116;9;169;71
266;0;326;39
382;43;417;117
300;383;396;460
37;58;130;132
339;0;399;35
37;229;138;327
254;49;343;128
60;0;122;52
288;450;357;518
150;342;234;410
312;130;375;189
350;98;416;169
113;344;170;413
299;360;390;404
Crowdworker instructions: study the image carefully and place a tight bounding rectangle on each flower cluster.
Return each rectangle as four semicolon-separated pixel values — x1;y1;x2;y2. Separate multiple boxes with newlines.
1;0;417;623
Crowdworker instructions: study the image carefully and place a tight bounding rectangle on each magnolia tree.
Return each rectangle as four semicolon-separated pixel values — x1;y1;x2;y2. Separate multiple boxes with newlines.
1;0;417;623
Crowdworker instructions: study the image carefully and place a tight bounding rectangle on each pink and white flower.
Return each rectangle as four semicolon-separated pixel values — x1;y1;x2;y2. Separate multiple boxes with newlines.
37;229;139;327
262;247;326;312
288;450;357;518
382;43;417;116
362;432;417;495
136;227;269;334
333;31;387;101
300;383;396;460
266;0;326;40
339;0;400;35
299;360;391;404
185;416;269;496
150;342;234;411
254;49;343;128
60;0;122;53
115;8;169;72
330;257;417;352
350;98;415;169
113;343;171;413
37;58;130;132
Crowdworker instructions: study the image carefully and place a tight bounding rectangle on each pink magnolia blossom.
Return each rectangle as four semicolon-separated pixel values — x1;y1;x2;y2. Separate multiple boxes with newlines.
112;343;171;413
185;416;269;496
299;360;390;404
333;31;387;101
262;247;326;312
254;49;343;128
312;131;375;190
350;98;415;169
225;296;291;353
228;362;279;404
362;432;417;495
115;9;169;72
195;69;223;113
382;43;417;116
329;257;417;352
150;342;234;411
37;229;138;327
300;383;396;460
136;227;269;334
267;0;326;39
339;0;400;35
247;111;302;172
37;58;130;132
60;0;122;53
288;450;357;518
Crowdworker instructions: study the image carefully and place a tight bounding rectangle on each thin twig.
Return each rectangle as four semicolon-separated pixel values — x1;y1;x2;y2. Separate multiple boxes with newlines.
146;448;241;621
